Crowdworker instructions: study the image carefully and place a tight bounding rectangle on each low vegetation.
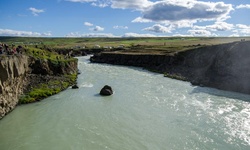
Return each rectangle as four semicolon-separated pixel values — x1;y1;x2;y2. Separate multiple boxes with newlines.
19;74;77;104
1;37;249;55
24;46;76;62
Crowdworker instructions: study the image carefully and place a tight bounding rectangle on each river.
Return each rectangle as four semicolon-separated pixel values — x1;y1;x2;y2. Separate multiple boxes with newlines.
0;56;250;150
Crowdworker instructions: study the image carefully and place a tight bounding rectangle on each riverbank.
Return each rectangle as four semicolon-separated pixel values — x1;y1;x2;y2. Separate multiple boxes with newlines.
0;52;78;119
90;41;250;95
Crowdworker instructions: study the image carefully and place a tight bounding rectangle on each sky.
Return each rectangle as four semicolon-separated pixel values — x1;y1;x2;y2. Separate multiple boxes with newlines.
0;0;250;37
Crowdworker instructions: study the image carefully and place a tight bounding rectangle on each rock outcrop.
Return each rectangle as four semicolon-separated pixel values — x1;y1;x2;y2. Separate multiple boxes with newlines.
100;85;113;96
0;55;78;119
91;41;250;95
0;55;30;119
29;58;77;75
72;84;79;89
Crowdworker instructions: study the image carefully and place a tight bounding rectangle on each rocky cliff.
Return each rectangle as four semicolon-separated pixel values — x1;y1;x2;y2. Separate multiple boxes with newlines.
29;58;77;75
90;41;250;95
0;55;30;118
0;55;78;119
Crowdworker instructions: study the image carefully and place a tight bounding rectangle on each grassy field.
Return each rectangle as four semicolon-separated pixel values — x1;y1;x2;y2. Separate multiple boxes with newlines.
1;36;249;54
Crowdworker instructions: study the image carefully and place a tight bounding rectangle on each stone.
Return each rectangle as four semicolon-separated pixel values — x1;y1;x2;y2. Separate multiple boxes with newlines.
72;84;79;89
77;69;81;74
100;85;113;96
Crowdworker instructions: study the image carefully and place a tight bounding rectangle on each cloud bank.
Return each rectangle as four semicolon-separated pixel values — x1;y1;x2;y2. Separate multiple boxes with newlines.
67;0;233;22
142;0;233;22
65;32;117;37
0;29;51;37
122;32;157;37
143;24;172;33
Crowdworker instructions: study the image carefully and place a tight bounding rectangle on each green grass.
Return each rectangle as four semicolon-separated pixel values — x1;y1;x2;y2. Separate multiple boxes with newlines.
1;36;249;51
19;84;59;104
19;74;77;104
23;46;77;68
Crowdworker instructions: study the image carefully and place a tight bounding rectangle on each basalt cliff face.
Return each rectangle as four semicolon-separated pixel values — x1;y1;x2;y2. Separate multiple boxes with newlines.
0;55;30;118
90;41;250;95
0;55;78;119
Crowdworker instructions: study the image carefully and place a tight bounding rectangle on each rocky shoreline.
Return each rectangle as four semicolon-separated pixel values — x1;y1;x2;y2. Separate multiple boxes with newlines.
90;41;250;95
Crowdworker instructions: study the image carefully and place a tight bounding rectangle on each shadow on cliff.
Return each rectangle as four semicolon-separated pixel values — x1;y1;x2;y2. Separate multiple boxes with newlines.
190;86;250;102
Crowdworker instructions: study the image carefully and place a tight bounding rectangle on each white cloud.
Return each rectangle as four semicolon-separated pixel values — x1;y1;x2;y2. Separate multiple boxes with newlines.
66;0;111;7
91;0;111;7
206;22;234;31
192;25;206;30
90;26;104;31
65;31;158;37
111;0;153;10
143;24;172;33
193;22;234;34
65;0;96;3
66;0;153;10
29;7;45;16
81;33;117;37
42;32;52;36
65;32;117;37
173;34;193;37
84;22;94;26
113;25;128;29
229;33;240;37
187;29;216;37
65;32;81;37
236;4;250;9
143;0;233;22
84;22;104;32
66;0;233;24
123;32;157;37
236;24;250;29
168;20;196;29
132;17;152;23
235;24;250;35
0;29;52;37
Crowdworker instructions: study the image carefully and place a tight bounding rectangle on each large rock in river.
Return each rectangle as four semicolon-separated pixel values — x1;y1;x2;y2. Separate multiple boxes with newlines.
100;85;113;96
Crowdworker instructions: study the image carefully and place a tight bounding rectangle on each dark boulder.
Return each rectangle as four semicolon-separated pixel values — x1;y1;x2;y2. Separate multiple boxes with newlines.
100;85;113;96
77;69;81;74
72;84;79;89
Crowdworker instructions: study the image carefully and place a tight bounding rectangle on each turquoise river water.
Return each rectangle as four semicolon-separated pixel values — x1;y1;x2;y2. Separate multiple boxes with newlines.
0;56;250;150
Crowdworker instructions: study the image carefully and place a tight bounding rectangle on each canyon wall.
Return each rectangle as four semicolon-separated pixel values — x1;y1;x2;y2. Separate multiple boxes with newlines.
0;55;78;119
0;55;30;118
90;41;250;95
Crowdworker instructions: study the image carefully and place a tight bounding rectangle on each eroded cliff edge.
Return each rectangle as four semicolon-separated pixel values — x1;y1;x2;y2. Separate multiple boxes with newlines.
0;55;78;119
0;55;29;118
90;41;250;95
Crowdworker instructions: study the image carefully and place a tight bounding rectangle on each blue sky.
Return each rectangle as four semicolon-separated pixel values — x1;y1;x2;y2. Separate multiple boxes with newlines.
0;0;250;37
